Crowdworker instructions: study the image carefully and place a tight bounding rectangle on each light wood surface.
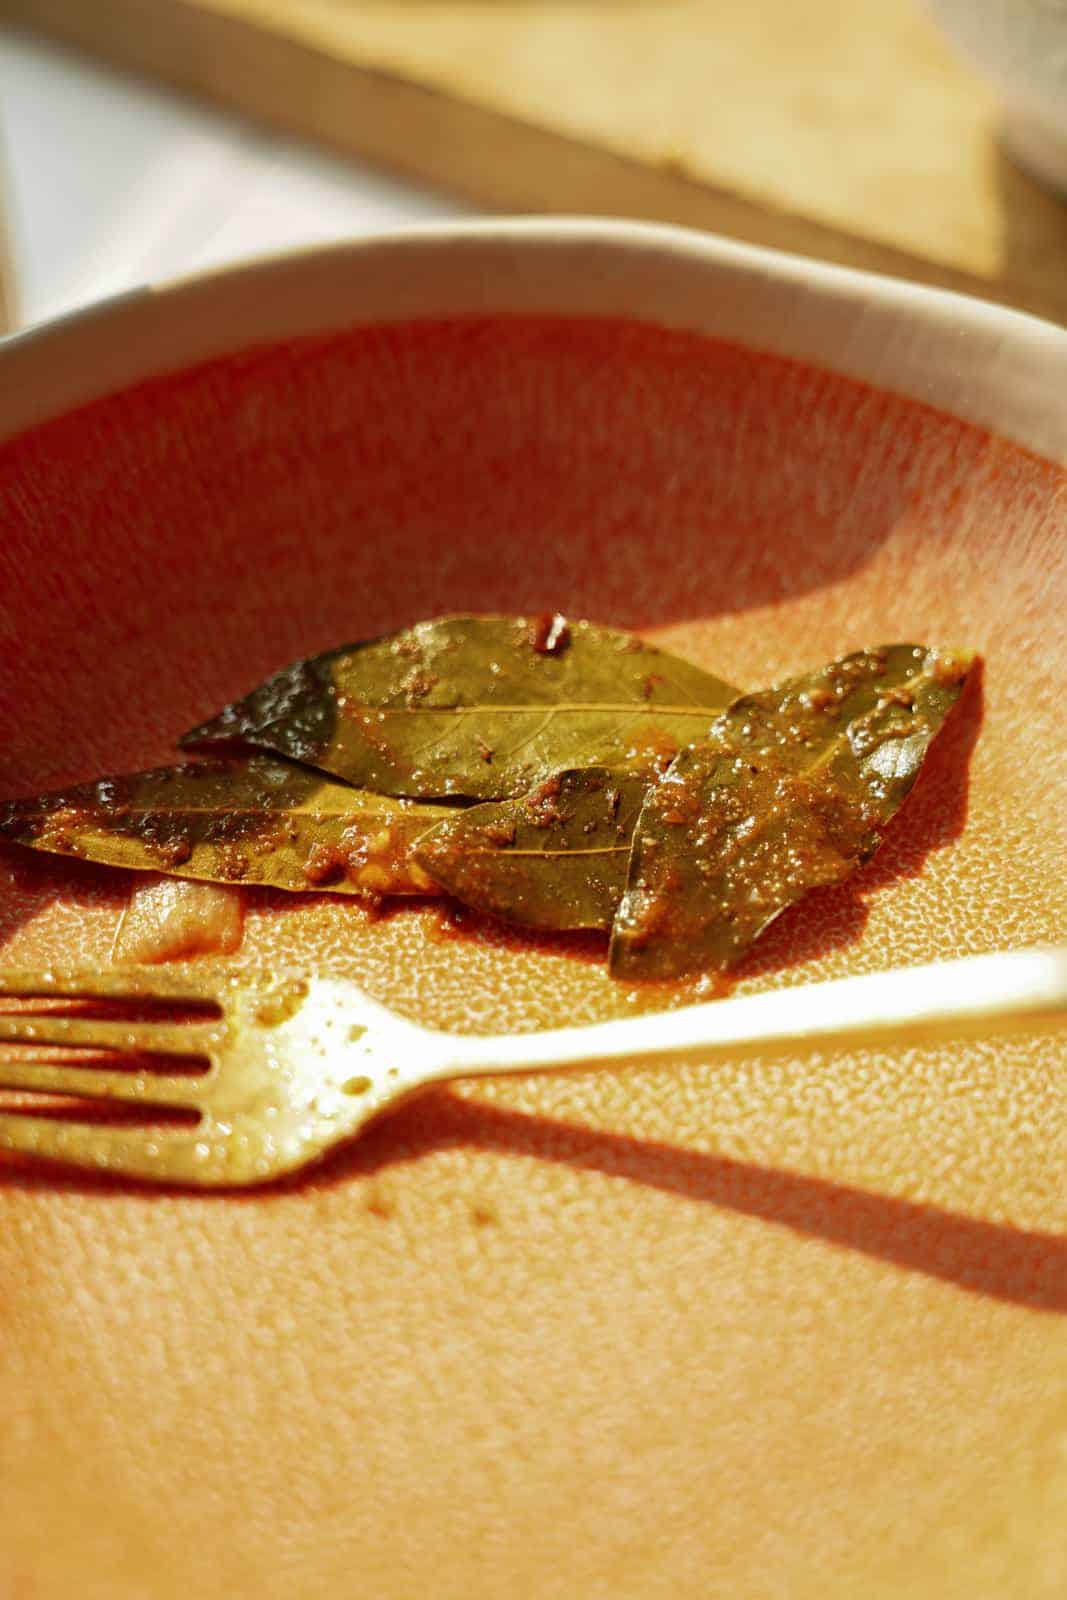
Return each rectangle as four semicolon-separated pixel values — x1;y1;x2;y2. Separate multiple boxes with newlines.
8;0;1067;326
0;139;15;331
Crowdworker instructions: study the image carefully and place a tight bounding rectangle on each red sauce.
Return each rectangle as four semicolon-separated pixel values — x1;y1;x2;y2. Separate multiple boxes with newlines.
529;613;571;655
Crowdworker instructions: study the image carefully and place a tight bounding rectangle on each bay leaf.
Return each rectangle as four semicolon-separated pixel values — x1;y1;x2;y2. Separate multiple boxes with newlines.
0;755;450;897
414;767;649;931
180;615;740;801
610;645;976;980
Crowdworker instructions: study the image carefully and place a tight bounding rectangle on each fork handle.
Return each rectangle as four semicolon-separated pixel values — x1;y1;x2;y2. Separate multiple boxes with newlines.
444;947;1067;1080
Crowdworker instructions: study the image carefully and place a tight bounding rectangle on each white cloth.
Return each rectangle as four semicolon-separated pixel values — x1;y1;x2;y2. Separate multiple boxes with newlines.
0;25;468;329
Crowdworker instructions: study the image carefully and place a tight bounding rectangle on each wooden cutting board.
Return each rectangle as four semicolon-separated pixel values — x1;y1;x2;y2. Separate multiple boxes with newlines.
9;0;1067;326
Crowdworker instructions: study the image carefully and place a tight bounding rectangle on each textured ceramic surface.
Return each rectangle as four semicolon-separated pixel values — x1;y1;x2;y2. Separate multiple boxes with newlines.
0;224;1065;1598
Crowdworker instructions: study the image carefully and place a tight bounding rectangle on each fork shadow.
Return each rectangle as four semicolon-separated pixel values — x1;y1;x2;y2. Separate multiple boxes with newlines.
315;1091;1067;1315
2;1069;1063;1316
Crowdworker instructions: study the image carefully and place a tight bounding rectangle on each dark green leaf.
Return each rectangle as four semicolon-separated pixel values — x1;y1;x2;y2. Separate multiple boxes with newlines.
180;615;740;801
415;767;649;930
610;645;976;980
0;755;451;897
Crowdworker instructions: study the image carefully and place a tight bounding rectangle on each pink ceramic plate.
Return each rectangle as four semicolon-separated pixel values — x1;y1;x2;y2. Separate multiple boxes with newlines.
0;222;1064;1599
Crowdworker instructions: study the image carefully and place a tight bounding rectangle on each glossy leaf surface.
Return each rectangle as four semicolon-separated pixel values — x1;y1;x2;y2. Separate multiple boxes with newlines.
181;615;740;800
610;646;975;979
415;767;649;930
0;755;450;897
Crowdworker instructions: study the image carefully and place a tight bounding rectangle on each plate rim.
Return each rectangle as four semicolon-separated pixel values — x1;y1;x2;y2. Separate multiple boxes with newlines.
1;216;1065;463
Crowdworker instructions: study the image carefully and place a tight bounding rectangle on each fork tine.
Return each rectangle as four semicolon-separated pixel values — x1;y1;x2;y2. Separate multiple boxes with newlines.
0;1015;220;1056
0;1059;201;1104
0;1110;198;1179
0;967;223;1002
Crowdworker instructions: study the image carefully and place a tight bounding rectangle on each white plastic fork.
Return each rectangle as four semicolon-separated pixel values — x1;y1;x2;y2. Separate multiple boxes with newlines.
0;946;1063;1187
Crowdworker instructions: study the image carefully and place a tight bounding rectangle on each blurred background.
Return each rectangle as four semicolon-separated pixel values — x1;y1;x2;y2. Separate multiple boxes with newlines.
2;0;1066;334
0;22;464;329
